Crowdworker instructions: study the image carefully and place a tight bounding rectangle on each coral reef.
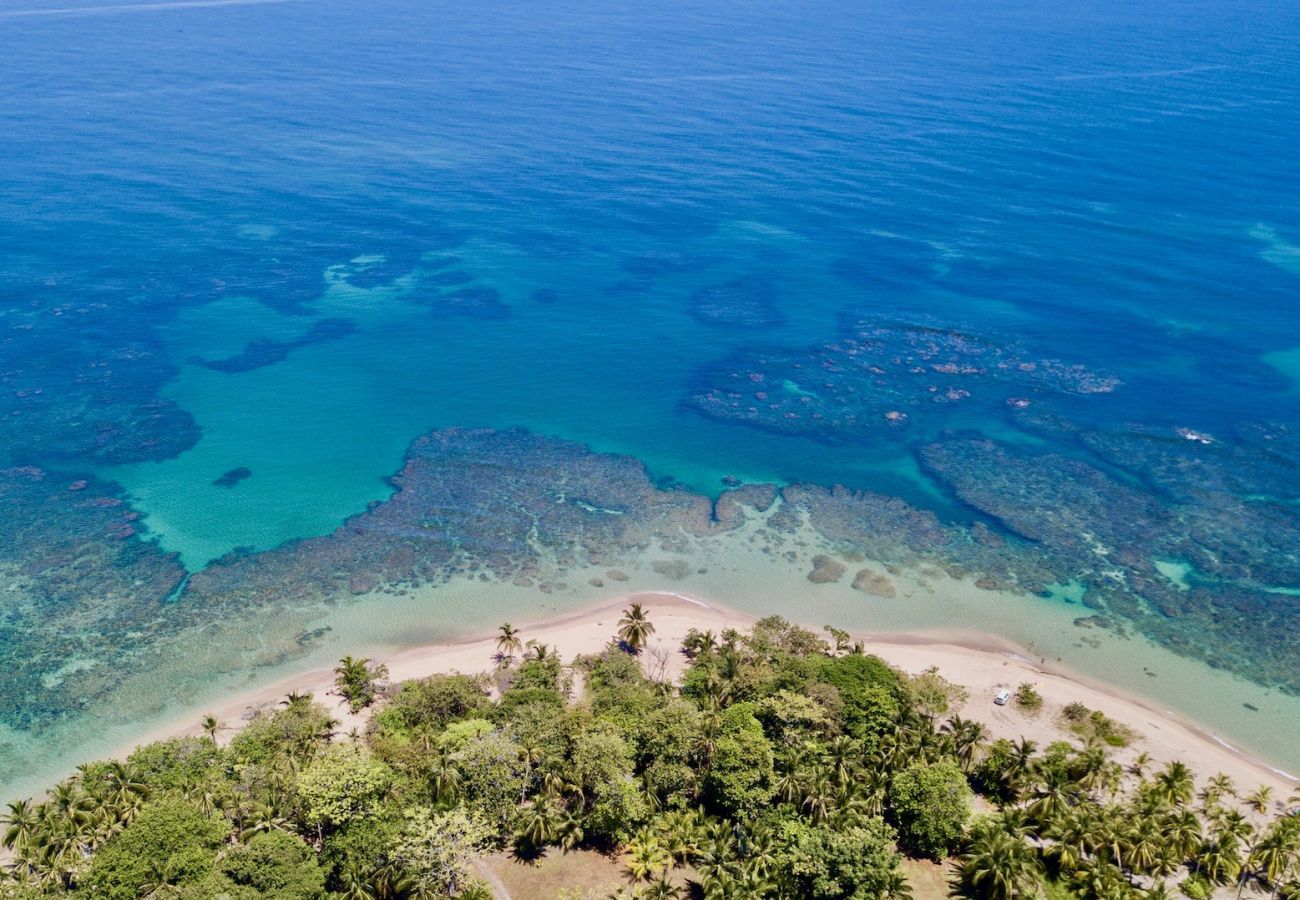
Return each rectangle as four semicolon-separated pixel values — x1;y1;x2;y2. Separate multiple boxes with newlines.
685;317;1118;443
191;318;356;374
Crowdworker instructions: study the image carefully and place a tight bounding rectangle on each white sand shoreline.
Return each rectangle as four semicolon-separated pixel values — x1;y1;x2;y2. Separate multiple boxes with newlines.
117;590;1295;799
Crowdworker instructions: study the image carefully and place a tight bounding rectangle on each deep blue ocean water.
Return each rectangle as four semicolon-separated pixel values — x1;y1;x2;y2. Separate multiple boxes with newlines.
2;0;1299;788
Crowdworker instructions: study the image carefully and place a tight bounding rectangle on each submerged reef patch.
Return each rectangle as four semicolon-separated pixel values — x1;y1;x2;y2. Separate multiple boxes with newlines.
0;420;1295;761
685;316;1118;443
190;318;357;374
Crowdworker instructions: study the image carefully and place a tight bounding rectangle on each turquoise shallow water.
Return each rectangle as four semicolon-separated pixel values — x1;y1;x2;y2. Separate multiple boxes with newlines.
1;0;1298;794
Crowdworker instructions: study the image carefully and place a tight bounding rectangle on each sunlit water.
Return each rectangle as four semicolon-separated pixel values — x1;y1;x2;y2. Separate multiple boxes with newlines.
1;0;1298;795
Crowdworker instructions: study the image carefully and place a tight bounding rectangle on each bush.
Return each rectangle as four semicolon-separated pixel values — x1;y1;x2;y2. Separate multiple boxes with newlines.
1014;682;1044;711
372;674;492;738
79;798;229;899
296;747;393;828
703;704;775;817
1179;873;1214;899
219;831;326;899
776;818;904;899
125;737;223;792
888;760;972;858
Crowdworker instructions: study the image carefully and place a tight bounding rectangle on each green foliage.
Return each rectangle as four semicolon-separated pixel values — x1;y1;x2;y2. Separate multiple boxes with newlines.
577;648;662;732
755;689;833;746
218;831;326;899
1014;682;1044;712
79;797;229;900
703;704;775;817
228;699;336;766
319;810;404;888
393;807;492;896
333;655;389;713
438;718;495;752
635;700;705;804
907;666;968;719
509;654;567;695
126;737;223;793
1060;704;1134;747
569;723;648;844
1179;873;1214;899
296;746;392;828
371;673;492;739
814;654;901;746
776;818;904;899
7;615;1282;900
455;731;527;831
888;759;972;858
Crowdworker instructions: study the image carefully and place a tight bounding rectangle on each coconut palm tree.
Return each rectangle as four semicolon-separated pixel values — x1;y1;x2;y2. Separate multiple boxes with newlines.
958;827;1043;899
1201;773;1237;812
1246;786;1276;816
644;877;682;900
1152;761;1194;808
1250;819;1300;898
617;602;655;653
496;623;522;660
517;798;561;853
800;771;836;825
518;742;544;802
199;714;220;742
627;829;672;883
429;748;463;804
1;799;38;853
1128;751;1153;780
942;715;987;772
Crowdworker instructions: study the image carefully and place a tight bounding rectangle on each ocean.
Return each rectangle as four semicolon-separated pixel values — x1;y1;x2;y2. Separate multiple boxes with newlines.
1;0;1298;797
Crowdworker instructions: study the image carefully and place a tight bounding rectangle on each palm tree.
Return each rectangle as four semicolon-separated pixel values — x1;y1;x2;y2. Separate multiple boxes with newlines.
2;799;38;852
958;827;1043;899
557;810;585;852
496;623;522;660
1201;773;1237;812
1200;834;1245;885
626;830;671;883
800;771;836;825
517;798;561;852
1128;751;1153;780
429;749;463;804
942;715;987;773
1250;819;1300;898
1152;761;1194;808
199;714;220;742
518;742;544;802
644;877;682;900
617;602;655;653
1246;786;1276;816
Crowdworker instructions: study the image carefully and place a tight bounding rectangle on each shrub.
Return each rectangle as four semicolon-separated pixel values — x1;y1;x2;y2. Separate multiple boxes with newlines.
888;760;972;858
79;798;229;899
219;831;326;900
1014;682;1044;712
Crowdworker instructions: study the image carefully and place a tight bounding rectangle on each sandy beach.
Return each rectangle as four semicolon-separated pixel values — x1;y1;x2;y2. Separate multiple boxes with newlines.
133;591;1297;800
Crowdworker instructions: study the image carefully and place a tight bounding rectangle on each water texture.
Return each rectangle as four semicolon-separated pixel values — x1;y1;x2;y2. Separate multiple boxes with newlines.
1;0;1298;793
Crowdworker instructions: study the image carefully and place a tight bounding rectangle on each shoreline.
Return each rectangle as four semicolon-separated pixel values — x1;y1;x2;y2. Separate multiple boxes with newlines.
119;590;1296;799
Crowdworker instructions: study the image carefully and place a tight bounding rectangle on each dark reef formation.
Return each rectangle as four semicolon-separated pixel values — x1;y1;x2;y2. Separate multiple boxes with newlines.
0;291;201;466
212;467;253;488
685;317;1119;442
1;416;1296;752
191;318;357;374
0;467;186;730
